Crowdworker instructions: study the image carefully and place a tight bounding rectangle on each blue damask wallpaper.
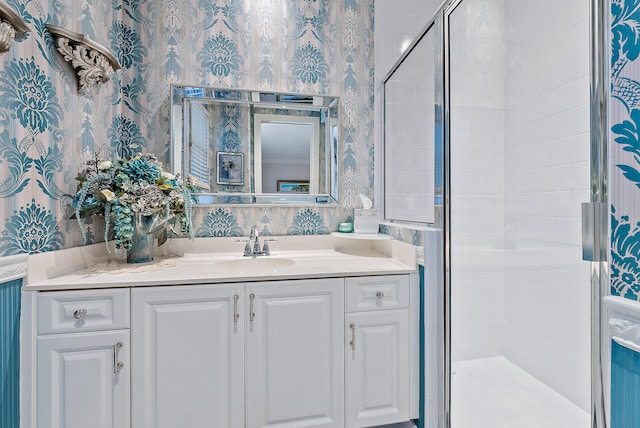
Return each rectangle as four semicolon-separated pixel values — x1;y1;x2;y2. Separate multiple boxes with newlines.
611;0;640;302
0;0;375;257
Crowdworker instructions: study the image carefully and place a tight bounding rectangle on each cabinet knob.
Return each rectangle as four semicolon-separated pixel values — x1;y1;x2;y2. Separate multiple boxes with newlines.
73;309;87;320
376;291;384;306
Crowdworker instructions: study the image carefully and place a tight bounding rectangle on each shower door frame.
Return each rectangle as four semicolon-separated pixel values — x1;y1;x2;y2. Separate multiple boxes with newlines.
438;1;610;428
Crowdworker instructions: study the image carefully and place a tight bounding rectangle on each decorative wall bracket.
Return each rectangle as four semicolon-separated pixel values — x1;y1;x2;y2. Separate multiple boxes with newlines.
0;1;31;54
46;25;121;92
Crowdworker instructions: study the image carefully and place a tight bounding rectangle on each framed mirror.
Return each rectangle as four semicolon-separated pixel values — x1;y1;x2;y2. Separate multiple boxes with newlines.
170;85;339;205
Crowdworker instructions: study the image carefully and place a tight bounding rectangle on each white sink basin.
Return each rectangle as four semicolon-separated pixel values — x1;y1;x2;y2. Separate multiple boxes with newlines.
209;257;295;273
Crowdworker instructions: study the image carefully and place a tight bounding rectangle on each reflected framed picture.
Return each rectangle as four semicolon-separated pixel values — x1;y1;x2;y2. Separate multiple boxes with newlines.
217;152;244;185
277;180;310;193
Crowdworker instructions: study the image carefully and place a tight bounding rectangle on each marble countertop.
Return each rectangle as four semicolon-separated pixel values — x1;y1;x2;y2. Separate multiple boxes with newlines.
24;235;417;291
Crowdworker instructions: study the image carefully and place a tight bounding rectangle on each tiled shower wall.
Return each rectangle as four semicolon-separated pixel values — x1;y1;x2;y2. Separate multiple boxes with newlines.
502;0;591;410
0;0;375;257
449;0;507;362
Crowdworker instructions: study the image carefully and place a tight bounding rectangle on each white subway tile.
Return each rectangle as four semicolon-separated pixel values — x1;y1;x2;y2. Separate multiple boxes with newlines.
543;57;573;92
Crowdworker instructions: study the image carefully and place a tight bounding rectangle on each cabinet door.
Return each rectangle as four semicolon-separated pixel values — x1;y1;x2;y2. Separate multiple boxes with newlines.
37;329;130;428
132;284;244;428
246;278;344;428
346;310;410;427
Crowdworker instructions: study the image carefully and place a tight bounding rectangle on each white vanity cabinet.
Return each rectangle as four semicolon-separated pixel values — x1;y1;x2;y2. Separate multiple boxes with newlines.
131;283;245;428
130;279;344;428
345;275;411;427
24;256;418;428
246;278;344;428
35;288;131;428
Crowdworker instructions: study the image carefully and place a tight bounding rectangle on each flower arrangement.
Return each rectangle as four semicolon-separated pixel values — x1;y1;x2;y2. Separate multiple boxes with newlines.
72;151;195;252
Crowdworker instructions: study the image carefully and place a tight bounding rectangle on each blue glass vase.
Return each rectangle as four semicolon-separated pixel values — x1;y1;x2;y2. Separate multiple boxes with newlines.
126;214;154;263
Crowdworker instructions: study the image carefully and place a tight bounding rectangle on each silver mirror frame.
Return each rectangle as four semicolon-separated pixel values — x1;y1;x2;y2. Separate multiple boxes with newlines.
170;84;340;206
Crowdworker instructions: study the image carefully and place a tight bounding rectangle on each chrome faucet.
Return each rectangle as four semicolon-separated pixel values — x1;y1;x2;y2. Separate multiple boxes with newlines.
250;225;260;254
238;225;276;257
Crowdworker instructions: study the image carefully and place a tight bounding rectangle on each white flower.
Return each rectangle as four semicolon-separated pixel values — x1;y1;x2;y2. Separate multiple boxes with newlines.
98;161;113;170
161;171;175;180
101;189;115;201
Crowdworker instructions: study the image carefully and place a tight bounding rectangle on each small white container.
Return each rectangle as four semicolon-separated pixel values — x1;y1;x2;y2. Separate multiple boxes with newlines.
353;209;379;234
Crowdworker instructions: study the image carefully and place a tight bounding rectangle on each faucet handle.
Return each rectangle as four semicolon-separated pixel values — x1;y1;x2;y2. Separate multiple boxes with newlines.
236;239;252;256
262;238;276;256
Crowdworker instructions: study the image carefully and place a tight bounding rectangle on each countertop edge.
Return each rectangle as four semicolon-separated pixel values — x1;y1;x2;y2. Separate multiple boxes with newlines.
23;237;419;292
23;266;417;292
0;254;28;283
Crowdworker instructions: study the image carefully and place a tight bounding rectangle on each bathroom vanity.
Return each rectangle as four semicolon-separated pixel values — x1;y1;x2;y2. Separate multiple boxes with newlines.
20;235;419;428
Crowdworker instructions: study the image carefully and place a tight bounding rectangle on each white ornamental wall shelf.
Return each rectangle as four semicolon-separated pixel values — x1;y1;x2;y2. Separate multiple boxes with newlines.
0;1;31;54
46;24;121;93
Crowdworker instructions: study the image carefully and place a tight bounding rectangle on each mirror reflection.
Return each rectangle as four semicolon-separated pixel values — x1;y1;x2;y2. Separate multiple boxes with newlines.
170;85;339;205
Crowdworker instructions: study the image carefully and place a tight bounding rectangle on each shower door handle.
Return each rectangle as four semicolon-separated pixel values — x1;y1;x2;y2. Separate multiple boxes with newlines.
581;202;607;262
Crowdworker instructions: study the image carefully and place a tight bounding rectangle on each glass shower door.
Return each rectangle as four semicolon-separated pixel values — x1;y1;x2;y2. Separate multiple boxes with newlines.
445;0;592;426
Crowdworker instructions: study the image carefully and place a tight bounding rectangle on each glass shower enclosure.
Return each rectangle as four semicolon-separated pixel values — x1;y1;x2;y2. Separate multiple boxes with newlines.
383;0;609;427
446;0;592;426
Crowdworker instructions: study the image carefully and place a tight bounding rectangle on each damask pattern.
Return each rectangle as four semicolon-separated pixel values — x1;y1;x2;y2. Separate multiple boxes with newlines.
197;208;242;237
290;42;329;85
611;0;640;301
0;130;32;198
288;208;329;235
0;0;374;257
109;21;147;69
0;57;62;134
108;114;146;158
0;199;64;256
611;206;640;299
198;33;244;78
379;223;423;248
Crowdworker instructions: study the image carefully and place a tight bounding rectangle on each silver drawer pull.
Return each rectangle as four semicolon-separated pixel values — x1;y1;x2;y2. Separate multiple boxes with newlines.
113;342;124;374
73;309;87;320
376;291;384;306
349;323;356;351
233;294;240;326
249;293;256;322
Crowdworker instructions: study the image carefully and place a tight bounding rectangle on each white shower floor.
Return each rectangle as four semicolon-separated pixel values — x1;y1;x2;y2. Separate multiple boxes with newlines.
451;357;590;428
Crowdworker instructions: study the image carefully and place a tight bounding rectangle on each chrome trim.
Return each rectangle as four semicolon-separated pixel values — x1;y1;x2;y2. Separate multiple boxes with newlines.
590;0;610;426
582;202;608;262
442;2;461;428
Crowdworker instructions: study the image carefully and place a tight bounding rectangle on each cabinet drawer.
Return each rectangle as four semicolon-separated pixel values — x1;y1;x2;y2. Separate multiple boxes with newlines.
346;275;409;312
38;288;130;335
